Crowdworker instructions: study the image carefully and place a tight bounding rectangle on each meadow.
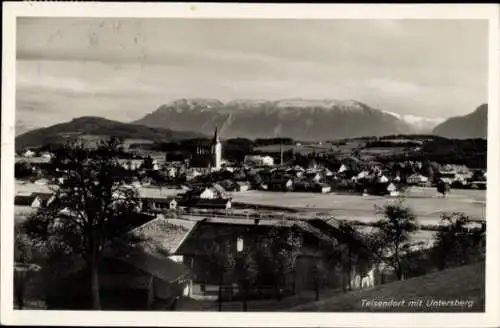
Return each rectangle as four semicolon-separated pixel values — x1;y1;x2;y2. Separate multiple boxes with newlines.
230;187;486;223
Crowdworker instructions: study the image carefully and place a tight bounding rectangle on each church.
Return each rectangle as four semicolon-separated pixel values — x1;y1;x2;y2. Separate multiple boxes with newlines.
190;127;222;170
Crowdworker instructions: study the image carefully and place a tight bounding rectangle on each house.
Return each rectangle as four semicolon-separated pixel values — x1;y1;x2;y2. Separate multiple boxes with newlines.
45;246;191;310
187;198;232;210
377;175;389;184
185;184;229;200
118;159;144;171
235;181;250;192
34;178;49;185
407;173;429;185
15;195;42;208
165;167;177;178
211;183;229;199
337;164;348;174
357;171;370;180
218;179;236;192
43;215;194;310
293;181;312;192
140;196;178;212
269;178;294;192
313;183;331;193
305;172;322;183
244;155;274;166
386;183;400;197
323;168;334;177
23;149;36;158
439;170;456;180
31;192;55;207
470;181;487;190
173;216;377;300
185;169;202;181
40;152;52;160
286;168;305;178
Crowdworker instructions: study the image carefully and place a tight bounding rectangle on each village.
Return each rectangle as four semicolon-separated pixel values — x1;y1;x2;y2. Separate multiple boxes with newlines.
13;128;487;311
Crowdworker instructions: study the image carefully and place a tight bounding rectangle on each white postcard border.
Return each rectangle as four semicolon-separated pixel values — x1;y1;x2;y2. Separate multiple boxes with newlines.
2;3;499;327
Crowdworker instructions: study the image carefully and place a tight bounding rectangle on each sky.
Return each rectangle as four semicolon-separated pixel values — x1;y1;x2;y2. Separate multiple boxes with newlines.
16;18;488;133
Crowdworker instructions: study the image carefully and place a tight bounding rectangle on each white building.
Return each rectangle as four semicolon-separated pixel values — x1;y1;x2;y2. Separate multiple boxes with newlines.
407;173;429;185
23;149;36;158
211;128;222;171
244;155;274;166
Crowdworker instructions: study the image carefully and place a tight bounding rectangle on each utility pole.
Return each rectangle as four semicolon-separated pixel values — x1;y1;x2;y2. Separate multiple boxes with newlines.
280;140;284;166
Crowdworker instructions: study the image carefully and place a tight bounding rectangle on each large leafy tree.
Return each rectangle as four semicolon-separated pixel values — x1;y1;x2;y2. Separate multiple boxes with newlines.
234;250;259;311
14;226;43;309
203;240;236;312
431;212;486;270
375;201;418;280
24;137;140;309
255;227;303;300
437;180;451;197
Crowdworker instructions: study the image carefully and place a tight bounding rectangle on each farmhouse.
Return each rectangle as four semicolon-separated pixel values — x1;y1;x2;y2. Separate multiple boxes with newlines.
15;195;42;208
387;183;400;197
313;183;332;194
235;181;251;192
171;218;339;299
140;196;178;212
269;177;294;192
23;149;36;158
407;173;429;185
244;155;274;166
45;248;190;310
186;198;233;210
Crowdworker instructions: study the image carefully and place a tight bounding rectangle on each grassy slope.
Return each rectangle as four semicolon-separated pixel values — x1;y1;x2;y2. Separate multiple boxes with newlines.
290;262;485;312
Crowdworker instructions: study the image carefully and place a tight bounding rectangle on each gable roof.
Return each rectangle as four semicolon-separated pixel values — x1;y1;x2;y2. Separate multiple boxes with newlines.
118;250;190;283
128;217;197;255
15;195;37;206
140;196;177;205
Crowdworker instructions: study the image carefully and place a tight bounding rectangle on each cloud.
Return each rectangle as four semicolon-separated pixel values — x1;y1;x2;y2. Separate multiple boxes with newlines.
15;18;488;130
366;78;422;96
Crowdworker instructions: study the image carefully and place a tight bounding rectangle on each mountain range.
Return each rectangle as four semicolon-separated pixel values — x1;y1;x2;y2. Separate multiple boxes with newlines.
432;104;488;138
15;99;487;149
15;116;204;150
133;98;445;140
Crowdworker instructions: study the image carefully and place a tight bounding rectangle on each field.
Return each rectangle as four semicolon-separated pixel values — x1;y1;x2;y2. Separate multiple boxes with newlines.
15;181;485;245
230;187;486;224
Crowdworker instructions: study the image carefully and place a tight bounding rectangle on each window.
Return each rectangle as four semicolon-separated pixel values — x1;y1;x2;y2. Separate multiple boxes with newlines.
237;237;244;252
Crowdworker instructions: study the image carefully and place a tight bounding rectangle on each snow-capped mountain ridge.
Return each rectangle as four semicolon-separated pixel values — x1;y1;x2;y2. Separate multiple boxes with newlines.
135;98;447;139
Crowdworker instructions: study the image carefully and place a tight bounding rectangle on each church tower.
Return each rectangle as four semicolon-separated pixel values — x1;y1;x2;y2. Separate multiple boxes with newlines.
211;127;222;170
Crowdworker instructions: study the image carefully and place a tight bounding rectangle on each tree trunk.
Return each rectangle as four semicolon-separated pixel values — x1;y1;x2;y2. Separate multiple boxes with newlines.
314;279;320;301
218;271;223;312
15;285;25;309
347;246;352;291
89;258;101;310
241;282;248;312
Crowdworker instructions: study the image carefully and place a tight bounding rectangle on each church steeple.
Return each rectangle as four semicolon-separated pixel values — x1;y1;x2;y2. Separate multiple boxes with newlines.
211;126;222;170
213;127;220;144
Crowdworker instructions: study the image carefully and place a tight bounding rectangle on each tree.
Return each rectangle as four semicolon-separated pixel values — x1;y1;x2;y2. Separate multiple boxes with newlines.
15;162;35;180
310;259;327;301
23;138;140;309
14;227;43;309
431;212;486;270
234;251;259;311
437;180;451;197
255;227;303;300
141;155;154;171
375;201;418;280
204;240;236;312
